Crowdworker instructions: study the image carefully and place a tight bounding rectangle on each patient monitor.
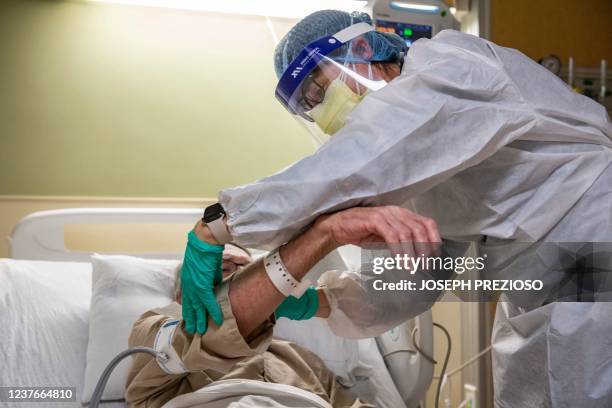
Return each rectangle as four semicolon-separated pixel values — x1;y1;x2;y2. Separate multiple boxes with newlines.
368;0;459;46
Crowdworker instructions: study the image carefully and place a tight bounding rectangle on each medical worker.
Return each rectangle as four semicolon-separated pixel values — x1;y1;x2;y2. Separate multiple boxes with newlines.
181;10;612;407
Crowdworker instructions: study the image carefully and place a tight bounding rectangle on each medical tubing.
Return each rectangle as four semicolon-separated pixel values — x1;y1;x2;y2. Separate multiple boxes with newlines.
89;347;164;408
445;375;452;408
411;327;437;364
411;323;451;408
433;323;452;408
445;345;492;378
433;345;492;407
439;373;452;408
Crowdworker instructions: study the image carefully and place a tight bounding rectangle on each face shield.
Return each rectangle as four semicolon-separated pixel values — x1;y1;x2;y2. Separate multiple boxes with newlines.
275;23;389;147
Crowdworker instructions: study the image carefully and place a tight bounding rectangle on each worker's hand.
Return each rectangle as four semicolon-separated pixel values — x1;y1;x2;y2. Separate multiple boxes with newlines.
315;206;441;257
274;287;319;321
222;244;252;275
181;230;224;334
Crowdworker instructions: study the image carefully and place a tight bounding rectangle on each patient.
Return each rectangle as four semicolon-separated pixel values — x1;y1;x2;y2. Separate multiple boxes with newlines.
124;208;382;407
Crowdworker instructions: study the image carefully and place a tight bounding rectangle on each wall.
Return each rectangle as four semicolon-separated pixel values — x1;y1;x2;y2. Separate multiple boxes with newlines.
491;0;612;67
0;0;313;198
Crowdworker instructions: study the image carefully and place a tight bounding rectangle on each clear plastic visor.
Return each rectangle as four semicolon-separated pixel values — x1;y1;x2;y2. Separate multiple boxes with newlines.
293;54;387;122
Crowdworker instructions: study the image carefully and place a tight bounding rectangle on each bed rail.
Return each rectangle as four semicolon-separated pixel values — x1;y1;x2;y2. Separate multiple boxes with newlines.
9;208;202;262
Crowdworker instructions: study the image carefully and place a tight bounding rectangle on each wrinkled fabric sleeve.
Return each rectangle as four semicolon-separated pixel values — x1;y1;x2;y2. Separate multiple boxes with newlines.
318;270;422;339
125;275;274;407
219;31;536;250
317;240;468;338
171;276;274;373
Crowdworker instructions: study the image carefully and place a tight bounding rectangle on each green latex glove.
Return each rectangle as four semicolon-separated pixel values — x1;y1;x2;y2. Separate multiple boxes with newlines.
181;230;224;334
275;287;319;321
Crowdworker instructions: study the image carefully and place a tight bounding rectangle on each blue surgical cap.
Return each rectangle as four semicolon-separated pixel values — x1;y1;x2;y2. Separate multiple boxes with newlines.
274;10;408;79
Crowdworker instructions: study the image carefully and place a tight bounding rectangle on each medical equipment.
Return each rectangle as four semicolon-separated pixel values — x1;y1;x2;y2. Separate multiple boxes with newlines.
600;59;608;103
539;54;562;75
377;310;434;407
368;0;460;46
90;347;164;408
544;55;612;115
566;58;612;114
7;208;435;407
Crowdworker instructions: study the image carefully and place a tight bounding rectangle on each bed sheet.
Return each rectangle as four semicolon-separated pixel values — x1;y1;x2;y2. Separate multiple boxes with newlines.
0;260;92;407
163;379;331;408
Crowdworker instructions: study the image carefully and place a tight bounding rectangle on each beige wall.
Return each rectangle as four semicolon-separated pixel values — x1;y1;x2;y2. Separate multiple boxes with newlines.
0;0;313;198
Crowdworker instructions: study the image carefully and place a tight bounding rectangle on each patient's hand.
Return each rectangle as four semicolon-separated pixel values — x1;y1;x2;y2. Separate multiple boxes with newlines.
222;245;252;275
315;206;441;257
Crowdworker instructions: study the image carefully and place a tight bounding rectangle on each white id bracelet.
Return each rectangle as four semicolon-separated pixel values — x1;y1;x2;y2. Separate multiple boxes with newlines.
264;249;311;298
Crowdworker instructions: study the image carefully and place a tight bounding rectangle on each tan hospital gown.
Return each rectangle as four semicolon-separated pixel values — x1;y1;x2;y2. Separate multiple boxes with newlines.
124;277;373;407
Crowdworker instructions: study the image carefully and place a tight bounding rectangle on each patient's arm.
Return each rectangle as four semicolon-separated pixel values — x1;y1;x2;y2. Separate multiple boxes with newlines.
226;205;440;337
125;206;438;408
127;205;438;384
126;215;340;394
150;205;434;348
228;219;337;337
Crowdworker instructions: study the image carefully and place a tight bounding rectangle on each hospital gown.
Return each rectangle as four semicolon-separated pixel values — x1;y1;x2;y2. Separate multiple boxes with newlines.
124;275;372;408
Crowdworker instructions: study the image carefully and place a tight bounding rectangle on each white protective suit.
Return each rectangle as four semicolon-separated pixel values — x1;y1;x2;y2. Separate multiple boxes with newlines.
219;30;612;407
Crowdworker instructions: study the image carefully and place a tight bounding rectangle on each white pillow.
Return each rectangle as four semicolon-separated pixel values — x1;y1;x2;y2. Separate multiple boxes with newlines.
82;255;179;403
273;318;359;382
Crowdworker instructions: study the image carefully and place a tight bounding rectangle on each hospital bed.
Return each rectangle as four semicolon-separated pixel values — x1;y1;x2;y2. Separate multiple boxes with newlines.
2;208;434;407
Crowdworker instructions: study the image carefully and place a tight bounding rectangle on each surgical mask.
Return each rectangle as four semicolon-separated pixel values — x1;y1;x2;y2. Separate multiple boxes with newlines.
310;79;365;135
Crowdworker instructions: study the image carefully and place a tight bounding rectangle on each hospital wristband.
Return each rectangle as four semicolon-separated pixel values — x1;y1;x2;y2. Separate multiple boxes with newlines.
264;248;311;298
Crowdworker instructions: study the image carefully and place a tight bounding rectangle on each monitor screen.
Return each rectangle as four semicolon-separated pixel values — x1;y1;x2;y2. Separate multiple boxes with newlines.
375;20;433;46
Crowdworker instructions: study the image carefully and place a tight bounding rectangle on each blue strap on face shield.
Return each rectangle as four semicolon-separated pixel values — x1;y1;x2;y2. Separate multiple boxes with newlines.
275;22;374;116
